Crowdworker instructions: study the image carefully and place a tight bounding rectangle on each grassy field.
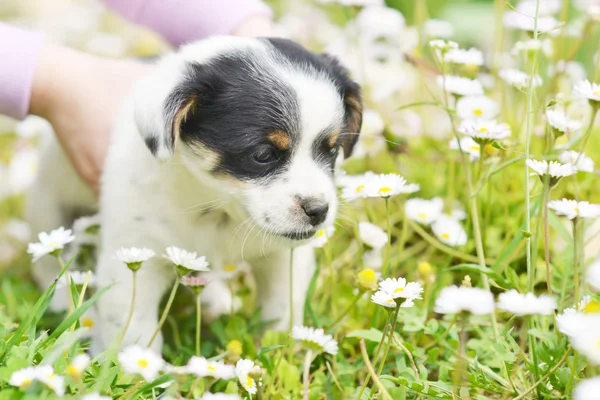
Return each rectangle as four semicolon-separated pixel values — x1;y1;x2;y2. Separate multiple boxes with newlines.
2;0;600;399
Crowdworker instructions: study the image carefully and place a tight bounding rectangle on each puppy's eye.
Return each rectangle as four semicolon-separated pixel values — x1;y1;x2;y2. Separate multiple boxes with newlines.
253;147;280;165
329;146;338;155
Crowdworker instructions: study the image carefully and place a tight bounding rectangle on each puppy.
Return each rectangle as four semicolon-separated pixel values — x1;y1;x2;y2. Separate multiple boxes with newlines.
27;36;362;352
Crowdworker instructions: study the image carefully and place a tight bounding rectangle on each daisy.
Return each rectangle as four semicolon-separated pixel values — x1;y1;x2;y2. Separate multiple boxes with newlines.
512;39;552;55
405;197;444;225
434;285;495;315
357;268;379;291
437;75;484;97
338;171;376;201
444;48;484;66
358;222;387;249
292;325;339;355
431;216;468;246
457;119;511;144
559;150;594;172
118;345;165;382
164;246;210;276
428;39;458;56
310;226;335;248
73;214;101;235
58;270;96;288
115;247;155;271
548;199;600;220
66;354;91;379
546;110;582;136
363;249;383;270
574;80;600;107
449;137;481;161
556;296;600;337
586;261;600;291
575;377;600;400
503;11;561;34
80;308;97;337
498;68;542;89
496;290;556;315
568;317;600;364
82;393;113;400
363;173;419;198
38;371;65;397
15;115;53;138
181;274;209;295
371;290;397;308
9;365;53;390
526;159;577;186
378;277;424;301
235;359;261;395
27;227;75;262
187;356;236;379
227;339;243;357
456;96;499;120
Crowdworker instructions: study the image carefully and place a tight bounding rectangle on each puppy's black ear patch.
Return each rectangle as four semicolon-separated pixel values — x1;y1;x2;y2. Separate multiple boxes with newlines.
319;54;363;159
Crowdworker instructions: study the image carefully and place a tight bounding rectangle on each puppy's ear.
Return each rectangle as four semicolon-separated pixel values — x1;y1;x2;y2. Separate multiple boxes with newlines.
320;53;363;159
132;56;198;160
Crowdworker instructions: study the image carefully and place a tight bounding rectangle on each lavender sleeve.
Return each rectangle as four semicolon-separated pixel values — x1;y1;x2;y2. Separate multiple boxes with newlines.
0;24;44;119
104;0;273;46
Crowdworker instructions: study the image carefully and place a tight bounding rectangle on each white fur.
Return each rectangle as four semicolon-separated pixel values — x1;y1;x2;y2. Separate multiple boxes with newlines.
28;37;346;353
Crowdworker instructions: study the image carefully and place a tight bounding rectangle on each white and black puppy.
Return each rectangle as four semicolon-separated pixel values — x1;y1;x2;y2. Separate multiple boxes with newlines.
27;36;362;352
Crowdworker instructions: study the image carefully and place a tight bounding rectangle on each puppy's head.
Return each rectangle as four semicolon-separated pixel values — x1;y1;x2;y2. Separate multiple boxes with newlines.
134;37;362;241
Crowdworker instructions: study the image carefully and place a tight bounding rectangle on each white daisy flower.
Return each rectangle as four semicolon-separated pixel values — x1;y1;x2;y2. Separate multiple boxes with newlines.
339;172;376;201
187;356;236;379
363;173;419;198
118;345;165;382
199;394;243;400
457;119;511;143
586;261;600;291
405;197;444;225
235;359;261;395
428;39;458;55
575;377;600;400
15;115;53;138
378;277;424;300
292;325;339;355
444;48;484;66
496;290;556;315
80;308;98;337
456;96;499;120
73;214;101;235
58;270;96;288
569;317;600;364
431;216;468;246
434;285;495;315
3;219;31;242
66;354;91;379
424;19;455;38
503;11;561;34
498;68;542;89
371;290;396;308
556;296;600;337
8;147;38;194
516;0;562;16
164;246;210;275
558;151;594;172
526;159;578;185
548;199;600;220
9;365;53;390
115;247;155;271
437;75;484;97
449;137;482;161
310;226;335;248
358;222;387;249
546;110;582;136
574;80;600;106
512;39;553;56
27;227;75;262
37;370;65;397
363;249;383;270
82;393;113;400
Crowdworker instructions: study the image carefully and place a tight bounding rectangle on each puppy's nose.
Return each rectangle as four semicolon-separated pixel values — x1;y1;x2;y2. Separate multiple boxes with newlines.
299;197;329;226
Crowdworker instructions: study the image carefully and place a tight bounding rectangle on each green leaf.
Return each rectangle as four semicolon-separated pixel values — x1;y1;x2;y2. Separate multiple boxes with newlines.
491;140;506;150
131;373;174;399
396;101;444;112
546;100;557;108
346;328;384;343
521;230;533;238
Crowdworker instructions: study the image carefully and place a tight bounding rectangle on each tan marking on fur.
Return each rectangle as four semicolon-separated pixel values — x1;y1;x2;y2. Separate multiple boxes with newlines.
328;129;341;148
267;130;291;150
172;96;197;143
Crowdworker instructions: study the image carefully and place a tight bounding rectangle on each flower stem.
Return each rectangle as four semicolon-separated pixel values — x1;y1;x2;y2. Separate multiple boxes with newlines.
455;315;469;397
148;275;180;348
359;339;393;400
369;304;401;398
302;350;314;400
542;183;552;294
357;311;392;398
325;291;363;331
575;107;599;161
196;294;202;357
527;316;542;398
383;198;392;277
573;219;581;302
118;271;137;348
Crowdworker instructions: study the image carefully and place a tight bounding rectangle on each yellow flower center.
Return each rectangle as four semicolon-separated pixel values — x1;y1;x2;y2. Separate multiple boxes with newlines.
583;300;600;314
246;377;254;388
442;233;451;240
417;212;427;220
81;317;94;328
227;339;243;355
393;287;405;293
473;108;483;116
478;127;488;133
355;184;365;193
385;298;394;303
223;264;236;272
207;365;217;372
470;145;480;151
21;378;32;388
417;261;433;275
66;365;80;377
357;269;377;290
316;229;325;238
137;359;149;368
484;144;495;154
594;90;600;95
378;186;392;195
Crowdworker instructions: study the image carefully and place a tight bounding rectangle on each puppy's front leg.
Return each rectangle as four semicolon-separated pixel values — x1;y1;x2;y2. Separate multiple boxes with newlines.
94;251;172;354
253;245;316;331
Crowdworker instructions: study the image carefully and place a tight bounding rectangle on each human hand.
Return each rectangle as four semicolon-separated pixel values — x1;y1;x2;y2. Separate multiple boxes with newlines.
30;43;152;194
